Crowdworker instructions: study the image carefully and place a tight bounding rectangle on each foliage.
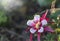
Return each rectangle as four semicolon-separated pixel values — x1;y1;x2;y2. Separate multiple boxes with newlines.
0;10;7;24
37;0;54;7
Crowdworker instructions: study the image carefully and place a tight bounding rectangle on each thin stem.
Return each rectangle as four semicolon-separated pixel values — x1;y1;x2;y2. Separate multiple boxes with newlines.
30;33;33;41
37;32;40;41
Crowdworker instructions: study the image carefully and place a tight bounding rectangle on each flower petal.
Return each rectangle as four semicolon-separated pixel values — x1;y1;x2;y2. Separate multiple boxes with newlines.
41;19;47;26
44;26;54;32
27;20;35;26
30;28;36;34
38;27;44;33
33;15;40;22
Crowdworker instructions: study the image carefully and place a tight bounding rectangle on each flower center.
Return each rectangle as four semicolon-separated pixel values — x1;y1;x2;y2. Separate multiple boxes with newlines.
35;22;40;29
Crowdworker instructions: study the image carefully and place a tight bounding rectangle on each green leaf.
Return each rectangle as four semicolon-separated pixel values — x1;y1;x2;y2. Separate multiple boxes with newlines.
37;0;54;7
0;11;7;24
56;0;60;8
50;10;60;20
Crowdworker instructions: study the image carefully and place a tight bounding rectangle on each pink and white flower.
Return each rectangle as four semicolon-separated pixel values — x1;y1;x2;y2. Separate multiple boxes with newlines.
26;10;54;41
27;15;48;34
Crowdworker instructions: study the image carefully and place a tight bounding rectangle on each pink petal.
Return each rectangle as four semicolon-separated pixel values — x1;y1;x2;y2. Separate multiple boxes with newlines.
45;18;50;22
41;10;48;19
44;26;54;32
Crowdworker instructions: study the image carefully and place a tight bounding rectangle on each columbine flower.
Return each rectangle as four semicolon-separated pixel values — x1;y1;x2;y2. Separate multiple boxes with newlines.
27;15;46;34
26;10;54;41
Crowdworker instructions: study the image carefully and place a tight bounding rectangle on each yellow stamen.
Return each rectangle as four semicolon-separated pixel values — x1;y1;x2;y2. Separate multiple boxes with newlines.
35;22;40;29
